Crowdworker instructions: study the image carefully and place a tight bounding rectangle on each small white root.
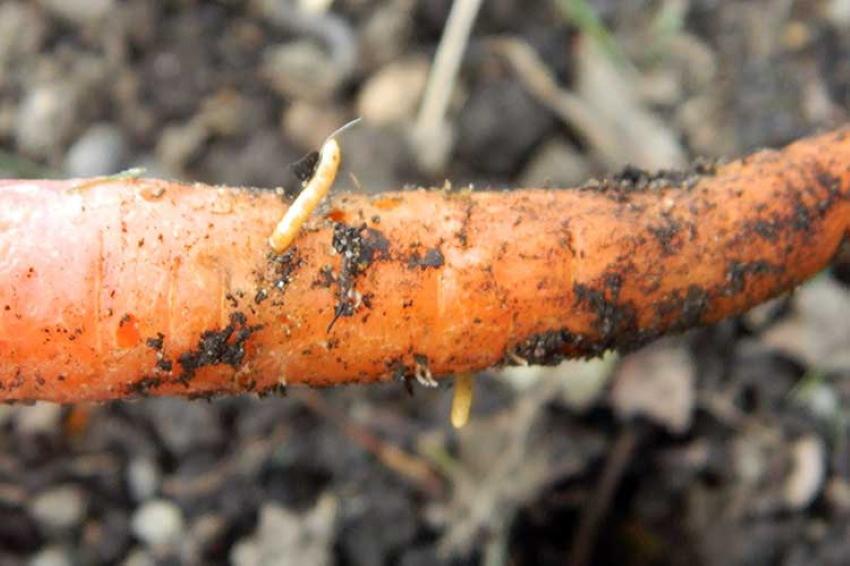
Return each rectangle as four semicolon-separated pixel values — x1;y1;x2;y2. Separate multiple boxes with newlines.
414;360;438;388
451;373;474;429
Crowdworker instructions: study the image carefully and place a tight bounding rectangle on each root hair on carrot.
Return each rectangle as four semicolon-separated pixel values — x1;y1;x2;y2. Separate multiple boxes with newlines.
413;355;438;388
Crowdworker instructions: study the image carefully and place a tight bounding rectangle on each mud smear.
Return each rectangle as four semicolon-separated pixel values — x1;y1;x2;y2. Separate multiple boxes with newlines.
724;260;783;296
145;332;173;372
407;247;445;269
176;312;263;384
573;273;637;341
328;222;390;331
580;158;720;200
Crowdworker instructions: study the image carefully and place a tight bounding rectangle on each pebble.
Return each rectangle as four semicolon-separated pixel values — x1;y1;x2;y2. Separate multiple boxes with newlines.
827;0;850;28
13;403;63;436
357;57;430;126
456;79;555;176
145;398;223;457
0;3;46;68
498;353;617;412
14;83;80;158
127;458;161;502
121;549;157;566
39;0;113;26
281;101;346;149
64;123;127;177
518;139;592;188
231;496;337;566
611;340;695;433
358;0;415;68
761;276;850;371
28;546;72;566
131;500;185;549
84;510;132;565
155;119;210;176
262;41;342;101
339;492;416;566
30;485;87;533
201;129;301;189
784;435;826;510
332;127;410;193
825;478;850;515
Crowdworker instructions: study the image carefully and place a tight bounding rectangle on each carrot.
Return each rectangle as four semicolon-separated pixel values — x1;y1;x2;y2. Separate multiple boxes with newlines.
0;128;848;403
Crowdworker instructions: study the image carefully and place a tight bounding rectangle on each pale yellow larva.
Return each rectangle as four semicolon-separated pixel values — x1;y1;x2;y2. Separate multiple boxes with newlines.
268;118;361;253
268;137;342;253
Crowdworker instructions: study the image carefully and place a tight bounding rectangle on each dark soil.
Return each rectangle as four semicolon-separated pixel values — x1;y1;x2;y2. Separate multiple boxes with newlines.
1;1;849;565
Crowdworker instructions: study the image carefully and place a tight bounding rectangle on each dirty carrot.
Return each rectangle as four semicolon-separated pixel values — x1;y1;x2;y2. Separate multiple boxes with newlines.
0;128;848;403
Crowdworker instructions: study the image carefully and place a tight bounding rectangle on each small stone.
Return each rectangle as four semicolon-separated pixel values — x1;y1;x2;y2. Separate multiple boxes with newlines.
456;80;555;176
281;101;346;149
358;0;414;68
761;276;850;371
155;119;210;176
64;123;127;177
333;127;410;193
825;478;850;515
28;546;72;566
201;129;301;189
145;398;222;456
0;405;15;428
83;510;132;565
230;496;337;566
784;435;826;510
498;353;617;412
826;0;850;28
611;340;695;433
262;41;342;101
15;83;80;158
121;548;156;566
357;57;429;126
39;0;113;26
131;499;185;549
30;485;87;533
793;381;840;422
339;493;416;566
0;3;46;68
14;402;62;436
557;355;618;411
181;515;226;565
519;139;592;188
127;458;161;502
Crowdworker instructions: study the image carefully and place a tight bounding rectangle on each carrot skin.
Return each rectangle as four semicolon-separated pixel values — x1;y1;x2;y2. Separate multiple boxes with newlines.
1;129;848;402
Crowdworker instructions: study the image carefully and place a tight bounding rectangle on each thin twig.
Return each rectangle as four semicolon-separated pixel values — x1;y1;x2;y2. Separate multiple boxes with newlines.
297;390;444;496
568;425;641;566
412;0;485;172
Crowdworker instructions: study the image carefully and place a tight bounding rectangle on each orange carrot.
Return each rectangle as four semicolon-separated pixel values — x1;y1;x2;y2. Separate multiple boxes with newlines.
0;128;848;402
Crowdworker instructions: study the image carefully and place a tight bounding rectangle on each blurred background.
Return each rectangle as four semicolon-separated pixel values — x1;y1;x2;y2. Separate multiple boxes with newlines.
1;0;850;564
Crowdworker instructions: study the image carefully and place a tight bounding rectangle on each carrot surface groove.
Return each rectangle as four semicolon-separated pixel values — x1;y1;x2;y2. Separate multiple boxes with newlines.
1;128;849;402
